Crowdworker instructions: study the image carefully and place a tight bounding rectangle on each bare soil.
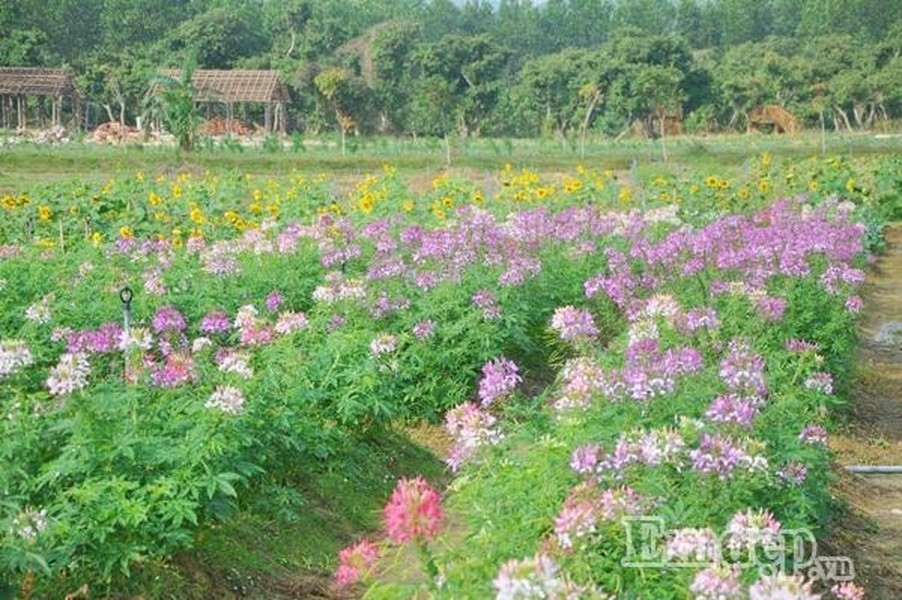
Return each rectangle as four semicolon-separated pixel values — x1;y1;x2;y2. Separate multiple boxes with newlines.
826;223;902;598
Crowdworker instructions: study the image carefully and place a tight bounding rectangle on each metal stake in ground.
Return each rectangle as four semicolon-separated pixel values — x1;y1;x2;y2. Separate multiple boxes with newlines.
120;286;133;379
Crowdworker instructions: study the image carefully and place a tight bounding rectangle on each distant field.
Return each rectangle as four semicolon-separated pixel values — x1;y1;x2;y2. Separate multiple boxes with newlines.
1;131;899;193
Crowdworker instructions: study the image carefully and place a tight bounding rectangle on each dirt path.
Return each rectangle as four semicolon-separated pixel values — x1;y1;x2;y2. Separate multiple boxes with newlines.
828;223;902;598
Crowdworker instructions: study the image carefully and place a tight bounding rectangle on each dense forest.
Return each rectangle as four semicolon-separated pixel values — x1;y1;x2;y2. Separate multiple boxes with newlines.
1;0;901;137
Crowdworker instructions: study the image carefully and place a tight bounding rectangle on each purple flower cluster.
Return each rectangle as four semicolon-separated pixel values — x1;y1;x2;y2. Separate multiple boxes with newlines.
471;288;501;321
570;443;601;474
200;310;232;334
799;423;828;446
689;433;768;480
264;290;284;312
753;294;788;321
804;372;834;395
678;307;720;334
785;339;819;353
66;322;122;355
477;357;521;406
550;306;599;343
719;339;768;398
705;394;764;428
584;248;645;308
820;262;866;295
412;320;435;339
776;461;808;486
152;306;187;334
597;341;703;403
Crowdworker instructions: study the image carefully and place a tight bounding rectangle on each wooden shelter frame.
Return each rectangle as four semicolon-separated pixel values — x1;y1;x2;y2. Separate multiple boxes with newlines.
154;69;289;134
0;67;81;129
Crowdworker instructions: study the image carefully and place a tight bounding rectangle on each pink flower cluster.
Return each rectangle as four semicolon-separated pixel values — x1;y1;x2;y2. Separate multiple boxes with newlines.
552;357;606;411
553;482;645;550
725;508;782;555
47;352;91;396
0;339;33;379
493;553;590;600
689;564;742;600
205;385;246;415
369;332;398;357
577;427;687;479
334;539;380;588
383;477;444;544
550;305;599;343
150;352;196;388
665;527;720;562
748;573;819;600
445;402;503;472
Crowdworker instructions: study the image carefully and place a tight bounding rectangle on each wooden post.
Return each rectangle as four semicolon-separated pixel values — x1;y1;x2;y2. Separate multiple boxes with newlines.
278;102;286;135
264;102;272;133
227;102;233;136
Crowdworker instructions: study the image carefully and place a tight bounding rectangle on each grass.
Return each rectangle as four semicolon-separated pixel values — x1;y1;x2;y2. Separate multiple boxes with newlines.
1;130;900;193
90;429;445;600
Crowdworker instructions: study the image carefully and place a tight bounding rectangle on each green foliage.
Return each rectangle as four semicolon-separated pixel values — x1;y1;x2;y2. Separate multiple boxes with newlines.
143;64;202;152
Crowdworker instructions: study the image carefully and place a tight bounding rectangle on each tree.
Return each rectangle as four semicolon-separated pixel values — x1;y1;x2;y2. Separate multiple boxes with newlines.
170;6;268;69
412;34;512;137
511;48;602;139
612;0;676;36
313;67;373;153
368;20;422;132
144;63;202;152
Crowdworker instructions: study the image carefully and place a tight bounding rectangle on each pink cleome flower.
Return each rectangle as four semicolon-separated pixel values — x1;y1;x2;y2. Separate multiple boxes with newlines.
383;477;444;544
334;539;380;588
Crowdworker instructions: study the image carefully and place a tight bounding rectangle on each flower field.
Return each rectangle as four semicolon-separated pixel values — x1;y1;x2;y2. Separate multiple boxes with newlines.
1;153;900;598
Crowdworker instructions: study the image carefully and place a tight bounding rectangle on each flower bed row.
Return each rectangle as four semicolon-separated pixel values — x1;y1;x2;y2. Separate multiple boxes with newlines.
0;158;885;596
353;198;872;599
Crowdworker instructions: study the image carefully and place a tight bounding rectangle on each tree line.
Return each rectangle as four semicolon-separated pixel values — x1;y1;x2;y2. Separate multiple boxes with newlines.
1;0;900;137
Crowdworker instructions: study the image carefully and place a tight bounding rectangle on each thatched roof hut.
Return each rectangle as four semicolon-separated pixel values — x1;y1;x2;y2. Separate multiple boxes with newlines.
152;69;289;134
0;67;81;128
